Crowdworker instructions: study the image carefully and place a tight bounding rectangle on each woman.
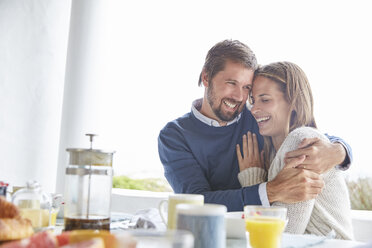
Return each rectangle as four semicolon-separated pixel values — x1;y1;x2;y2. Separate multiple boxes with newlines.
236;62;353;239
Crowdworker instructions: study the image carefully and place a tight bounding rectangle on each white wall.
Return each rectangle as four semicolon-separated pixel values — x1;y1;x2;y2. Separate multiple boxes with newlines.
0;0;71;192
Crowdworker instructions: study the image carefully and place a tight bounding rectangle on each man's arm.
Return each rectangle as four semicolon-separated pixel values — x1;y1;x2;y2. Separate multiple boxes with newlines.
325;134;352;170
158;127;261;211
235;129;325;205
266;156;324;203
284;134;352;174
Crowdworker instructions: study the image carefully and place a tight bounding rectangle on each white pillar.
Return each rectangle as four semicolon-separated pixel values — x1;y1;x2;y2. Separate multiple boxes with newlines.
56;0;108;195
0;0;71;193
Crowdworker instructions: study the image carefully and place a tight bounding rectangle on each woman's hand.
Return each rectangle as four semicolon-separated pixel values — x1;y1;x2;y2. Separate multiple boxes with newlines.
236;131;264;171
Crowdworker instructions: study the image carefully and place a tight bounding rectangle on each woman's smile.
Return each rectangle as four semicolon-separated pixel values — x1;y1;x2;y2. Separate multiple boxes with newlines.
251;76;291;147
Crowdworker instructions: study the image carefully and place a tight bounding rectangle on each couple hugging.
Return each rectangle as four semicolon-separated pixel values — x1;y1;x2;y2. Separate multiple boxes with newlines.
158;39;353;239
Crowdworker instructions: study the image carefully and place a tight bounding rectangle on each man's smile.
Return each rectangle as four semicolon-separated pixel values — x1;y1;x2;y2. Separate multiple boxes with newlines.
223;100;237;109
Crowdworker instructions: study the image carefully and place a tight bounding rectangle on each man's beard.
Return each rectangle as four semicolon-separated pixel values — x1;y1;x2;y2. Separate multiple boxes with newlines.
206;83;242;122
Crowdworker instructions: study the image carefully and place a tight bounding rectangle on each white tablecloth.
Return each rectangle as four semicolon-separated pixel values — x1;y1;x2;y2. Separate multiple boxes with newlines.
227;233;366;248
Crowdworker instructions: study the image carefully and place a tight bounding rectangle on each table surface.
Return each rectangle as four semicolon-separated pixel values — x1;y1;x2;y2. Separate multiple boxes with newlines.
55;213;367;248
55;225;365;248
227;233;365;248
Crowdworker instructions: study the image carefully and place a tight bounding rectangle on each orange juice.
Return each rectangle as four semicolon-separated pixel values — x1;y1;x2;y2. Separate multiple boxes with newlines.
245;217;286;248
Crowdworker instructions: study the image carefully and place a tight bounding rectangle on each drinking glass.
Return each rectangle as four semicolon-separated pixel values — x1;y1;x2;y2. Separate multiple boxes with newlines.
244;205;287;248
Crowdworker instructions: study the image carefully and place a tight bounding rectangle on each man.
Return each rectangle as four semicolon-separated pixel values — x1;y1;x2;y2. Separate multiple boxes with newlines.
158;40;351;211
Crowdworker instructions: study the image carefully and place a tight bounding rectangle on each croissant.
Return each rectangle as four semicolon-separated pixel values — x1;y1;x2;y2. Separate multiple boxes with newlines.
0;196;19;219
0;196;34;241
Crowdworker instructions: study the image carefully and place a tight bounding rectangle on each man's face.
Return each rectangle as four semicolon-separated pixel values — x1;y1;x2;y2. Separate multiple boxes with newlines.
203;60;254;125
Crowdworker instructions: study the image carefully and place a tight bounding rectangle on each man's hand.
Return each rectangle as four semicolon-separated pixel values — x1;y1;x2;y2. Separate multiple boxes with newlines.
284;137;346;174
267;155;324;204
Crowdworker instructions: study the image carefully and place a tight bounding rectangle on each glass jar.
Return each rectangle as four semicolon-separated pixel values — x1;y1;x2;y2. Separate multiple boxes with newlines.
64;135;115;231
11;180;55;231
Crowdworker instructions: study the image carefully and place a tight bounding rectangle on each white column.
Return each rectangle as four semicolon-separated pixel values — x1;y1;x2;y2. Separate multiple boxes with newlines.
55;0;108;195
0;0;71;193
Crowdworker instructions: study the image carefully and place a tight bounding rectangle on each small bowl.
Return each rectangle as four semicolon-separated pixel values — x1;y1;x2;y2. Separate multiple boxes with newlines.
225;211;246;239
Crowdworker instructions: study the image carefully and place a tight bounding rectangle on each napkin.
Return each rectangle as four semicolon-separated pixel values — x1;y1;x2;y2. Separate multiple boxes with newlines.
110;208;166;231
282;231;336;248
131;208;166;231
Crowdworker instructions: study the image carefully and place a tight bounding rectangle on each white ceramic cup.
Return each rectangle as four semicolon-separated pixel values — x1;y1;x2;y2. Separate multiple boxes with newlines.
176;203;227;248
159;194;204;230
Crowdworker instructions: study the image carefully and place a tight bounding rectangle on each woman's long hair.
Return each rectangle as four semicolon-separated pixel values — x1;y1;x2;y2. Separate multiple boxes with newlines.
253;62;317;169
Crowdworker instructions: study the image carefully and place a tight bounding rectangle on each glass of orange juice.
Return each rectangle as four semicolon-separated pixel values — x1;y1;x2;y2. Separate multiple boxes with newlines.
244;205;287;248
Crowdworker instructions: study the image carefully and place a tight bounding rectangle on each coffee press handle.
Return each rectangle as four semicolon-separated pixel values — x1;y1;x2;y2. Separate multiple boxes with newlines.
85;133;98;149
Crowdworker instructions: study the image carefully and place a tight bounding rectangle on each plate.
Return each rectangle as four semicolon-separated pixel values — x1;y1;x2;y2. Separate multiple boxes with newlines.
225;211;246;239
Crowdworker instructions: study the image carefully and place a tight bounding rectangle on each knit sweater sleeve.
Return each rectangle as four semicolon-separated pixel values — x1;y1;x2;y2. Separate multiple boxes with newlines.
238;167;267;187
269;127;329;234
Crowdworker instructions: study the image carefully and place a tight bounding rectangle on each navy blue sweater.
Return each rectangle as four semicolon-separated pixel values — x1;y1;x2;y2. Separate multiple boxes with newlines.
158;107;264;211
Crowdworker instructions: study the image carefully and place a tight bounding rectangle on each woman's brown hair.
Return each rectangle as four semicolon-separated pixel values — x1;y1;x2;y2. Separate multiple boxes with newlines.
253;62;317;168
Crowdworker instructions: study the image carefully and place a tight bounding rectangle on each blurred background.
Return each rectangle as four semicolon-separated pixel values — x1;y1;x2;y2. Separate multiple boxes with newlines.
0;0;370;197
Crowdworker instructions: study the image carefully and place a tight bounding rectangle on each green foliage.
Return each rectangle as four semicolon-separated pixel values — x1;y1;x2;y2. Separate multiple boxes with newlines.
113;175;172;192
346;177;372;210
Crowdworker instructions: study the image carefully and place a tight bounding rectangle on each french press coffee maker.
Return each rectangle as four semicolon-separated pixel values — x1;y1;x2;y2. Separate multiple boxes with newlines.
64;134;115;231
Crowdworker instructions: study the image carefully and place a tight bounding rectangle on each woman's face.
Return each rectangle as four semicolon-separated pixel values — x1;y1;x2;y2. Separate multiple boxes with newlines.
250;76;291;141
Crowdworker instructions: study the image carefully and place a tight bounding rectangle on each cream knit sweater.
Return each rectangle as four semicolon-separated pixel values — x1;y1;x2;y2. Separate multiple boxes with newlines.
238;127;354;240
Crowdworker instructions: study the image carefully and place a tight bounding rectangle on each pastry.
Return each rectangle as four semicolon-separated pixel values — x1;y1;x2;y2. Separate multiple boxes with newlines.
0;196;34;241
0;196;19;219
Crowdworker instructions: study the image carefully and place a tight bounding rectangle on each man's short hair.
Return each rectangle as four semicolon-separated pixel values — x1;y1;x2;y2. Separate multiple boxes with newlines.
198;39;258;86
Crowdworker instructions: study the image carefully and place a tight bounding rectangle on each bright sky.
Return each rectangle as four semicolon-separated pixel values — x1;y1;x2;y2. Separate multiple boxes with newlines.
97;0;371;180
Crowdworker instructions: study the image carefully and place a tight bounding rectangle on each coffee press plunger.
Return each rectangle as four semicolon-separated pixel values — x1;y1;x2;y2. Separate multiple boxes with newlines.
63;134;115;230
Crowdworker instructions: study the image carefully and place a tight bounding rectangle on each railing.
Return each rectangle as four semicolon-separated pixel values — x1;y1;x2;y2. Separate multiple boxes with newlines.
351;209;372;242
111;188;171;214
